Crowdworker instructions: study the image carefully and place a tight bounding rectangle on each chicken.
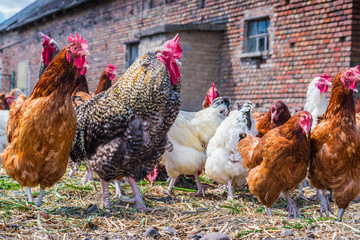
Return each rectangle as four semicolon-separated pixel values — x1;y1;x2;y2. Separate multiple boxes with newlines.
162;97;230;196
255;100;291;138
1;33;89;207
72;74;90;97
70;34;182;211
95;64;117;95
202;82;220;109
205;101;257;200
38;32;61;79
72;91;91;108
298;74;332;200
238;111;312;218
309;66;360;221
304;74;332;131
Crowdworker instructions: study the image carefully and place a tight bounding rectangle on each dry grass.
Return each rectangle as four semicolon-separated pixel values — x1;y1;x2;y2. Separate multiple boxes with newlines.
0;165;359;240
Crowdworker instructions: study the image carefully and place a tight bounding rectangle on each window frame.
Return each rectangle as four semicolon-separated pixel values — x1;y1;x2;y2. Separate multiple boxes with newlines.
124;40;139;69
246;18;270;54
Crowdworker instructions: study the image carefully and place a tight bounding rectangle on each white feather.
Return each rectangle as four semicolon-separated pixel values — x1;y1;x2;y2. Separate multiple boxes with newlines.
162;102;229;178
205;105;258;188
304;77;329;131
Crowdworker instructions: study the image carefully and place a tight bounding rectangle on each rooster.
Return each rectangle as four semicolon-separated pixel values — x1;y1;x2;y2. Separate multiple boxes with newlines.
205;101;257;200
255;100;291;138
238;111;312;218
162;97;230;196
309;66;360;221
95;64;117;95
2;33;89;207
38;32;61;79
202;82;220;109
70;34;182;211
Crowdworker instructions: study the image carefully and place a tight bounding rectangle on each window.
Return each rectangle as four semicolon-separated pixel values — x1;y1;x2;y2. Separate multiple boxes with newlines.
125;42;139;68
247;18;270;53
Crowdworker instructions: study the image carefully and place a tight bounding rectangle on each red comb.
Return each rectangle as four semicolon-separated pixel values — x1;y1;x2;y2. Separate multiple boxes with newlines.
67;32;88;50
318;74;331;82
107;64;116;70
163;33;182;59
350;65;360;75
38;32;51;46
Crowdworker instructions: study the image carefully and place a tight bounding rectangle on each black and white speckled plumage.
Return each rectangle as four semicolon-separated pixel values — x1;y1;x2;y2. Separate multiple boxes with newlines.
70;50;181;182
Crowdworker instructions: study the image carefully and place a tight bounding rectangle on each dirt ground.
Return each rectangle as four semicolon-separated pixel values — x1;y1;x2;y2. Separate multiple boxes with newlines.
0;166;359;240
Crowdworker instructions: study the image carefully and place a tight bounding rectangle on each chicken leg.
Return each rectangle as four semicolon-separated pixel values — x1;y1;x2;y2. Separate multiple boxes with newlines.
337;208;345;222
166;176;178;195
82;164;93;186
266;207;273;217
128;176;152;212
36;188;45;207
227;179;234;200
25;187;33;203
101;179;112;208
285;192;301;218
194;172;205;197
319;189;334;218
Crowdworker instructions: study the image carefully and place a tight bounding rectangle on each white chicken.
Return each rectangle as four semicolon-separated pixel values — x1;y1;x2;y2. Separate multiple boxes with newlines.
162;97;230;196
205;101;258;200
304;74;332;130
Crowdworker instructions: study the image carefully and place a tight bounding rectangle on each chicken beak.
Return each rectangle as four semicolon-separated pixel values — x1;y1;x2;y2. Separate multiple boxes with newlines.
326;81;332;86
82;50;90;56
176;59;182;66
354;88;359;93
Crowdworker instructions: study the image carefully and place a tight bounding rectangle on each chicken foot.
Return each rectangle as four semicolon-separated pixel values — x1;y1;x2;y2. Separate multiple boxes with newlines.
25;187;33;203
166;176;178;195
113;179;134;202
128;176;152;212
194;172;205;197
285;192;302;218
319;189;334;218
227;179;234;200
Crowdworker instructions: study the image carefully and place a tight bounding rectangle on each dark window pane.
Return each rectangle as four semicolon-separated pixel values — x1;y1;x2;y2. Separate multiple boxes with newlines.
249;21;257;36
130;44;138;65
266;19;270;31
259;37;265;51
258;20;266;34
248;38;257;52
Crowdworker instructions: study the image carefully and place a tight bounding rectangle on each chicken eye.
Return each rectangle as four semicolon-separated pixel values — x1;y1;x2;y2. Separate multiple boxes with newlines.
347;72;352;77
73;46;77;51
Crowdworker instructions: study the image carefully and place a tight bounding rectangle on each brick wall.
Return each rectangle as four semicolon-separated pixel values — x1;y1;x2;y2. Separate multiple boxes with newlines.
0;0;358;112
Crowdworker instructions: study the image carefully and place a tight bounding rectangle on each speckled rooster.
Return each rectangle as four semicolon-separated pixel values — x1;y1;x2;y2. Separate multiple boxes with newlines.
70;34;182;211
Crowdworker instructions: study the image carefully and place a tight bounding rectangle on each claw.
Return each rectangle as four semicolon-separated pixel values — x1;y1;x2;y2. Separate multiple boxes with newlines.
285;192;302;218
319;190;333;218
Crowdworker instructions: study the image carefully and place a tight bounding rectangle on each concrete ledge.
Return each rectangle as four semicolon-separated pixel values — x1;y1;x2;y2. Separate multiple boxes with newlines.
137;23;227;38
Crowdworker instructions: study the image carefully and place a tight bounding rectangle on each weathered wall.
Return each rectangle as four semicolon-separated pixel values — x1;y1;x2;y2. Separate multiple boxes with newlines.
0;0;358;111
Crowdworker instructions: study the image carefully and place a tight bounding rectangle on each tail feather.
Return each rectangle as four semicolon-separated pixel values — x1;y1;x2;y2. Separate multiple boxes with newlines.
238;134;260;170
